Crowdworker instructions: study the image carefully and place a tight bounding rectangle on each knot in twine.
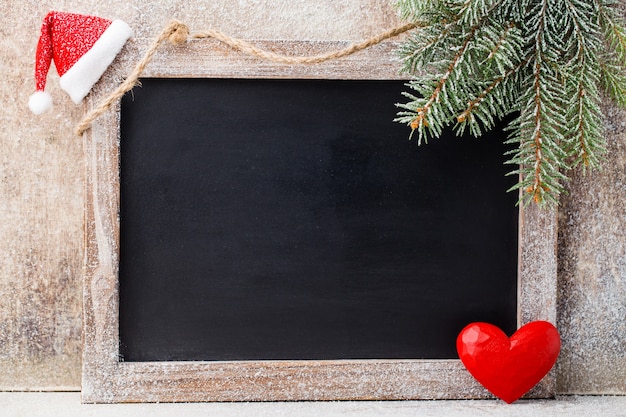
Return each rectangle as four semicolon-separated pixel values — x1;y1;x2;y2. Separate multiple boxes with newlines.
167;21;189;45
75;20;418;136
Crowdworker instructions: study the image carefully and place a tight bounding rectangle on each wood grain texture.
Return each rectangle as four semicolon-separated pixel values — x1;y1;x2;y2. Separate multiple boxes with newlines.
0;1;84;389
556;102;626;394
81;38;557;403
0;0;624;396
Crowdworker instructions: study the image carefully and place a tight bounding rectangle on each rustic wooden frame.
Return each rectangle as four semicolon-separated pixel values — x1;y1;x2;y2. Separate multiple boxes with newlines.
82;38;558;403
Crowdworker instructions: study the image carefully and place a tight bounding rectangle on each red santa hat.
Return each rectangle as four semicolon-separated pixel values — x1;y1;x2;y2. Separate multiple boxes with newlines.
29;11;133;115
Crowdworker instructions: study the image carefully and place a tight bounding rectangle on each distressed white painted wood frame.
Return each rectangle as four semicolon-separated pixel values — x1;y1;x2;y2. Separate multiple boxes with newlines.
82;38;558;403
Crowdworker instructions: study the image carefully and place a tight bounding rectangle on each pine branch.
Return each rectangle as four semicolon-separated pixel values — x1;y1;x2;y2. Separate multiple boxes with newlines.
396;0;516;144
596;0;626;105
410;27;477;131
395;0;626;207
506;0;571;205
598;0;626;62
563;0;606;169
508;59;569;206
455;56;526;136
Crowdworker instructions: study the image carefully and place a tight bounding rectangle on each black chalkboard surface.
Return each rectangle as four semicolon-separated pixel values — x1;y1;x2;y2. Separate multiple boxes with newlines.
118;78;518;362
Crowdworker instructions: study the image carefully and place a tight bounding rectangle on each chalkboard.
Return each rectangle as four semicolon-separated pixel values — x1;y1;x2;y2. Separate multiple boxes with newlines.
82;40;558;403
118;78;518;362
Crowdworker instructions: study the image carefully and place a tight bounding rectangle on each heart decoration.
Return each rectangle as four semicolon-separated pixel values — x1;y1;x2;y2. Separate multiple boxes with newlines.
456;320;561;404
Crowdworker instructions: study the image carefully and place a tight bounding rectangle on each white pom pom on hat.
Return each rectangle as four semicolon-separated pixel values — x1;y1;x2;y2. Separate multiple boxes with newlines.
28;91;53;115
29;11;133;114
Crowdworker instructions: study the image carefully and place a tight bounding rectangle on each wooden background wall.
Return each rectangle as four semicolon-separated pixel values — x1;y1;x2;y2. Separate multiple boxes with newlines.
0;0;624;394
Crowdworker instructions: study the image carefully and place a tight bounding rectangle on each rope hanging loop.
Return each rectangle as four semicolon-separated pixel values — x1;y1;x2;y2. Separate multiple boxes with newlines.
75;20;417;136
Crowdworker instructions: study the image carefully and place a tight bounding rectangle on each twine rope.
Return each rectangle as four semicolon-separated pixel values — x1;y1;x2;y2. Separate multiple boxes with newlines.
75;20;417;136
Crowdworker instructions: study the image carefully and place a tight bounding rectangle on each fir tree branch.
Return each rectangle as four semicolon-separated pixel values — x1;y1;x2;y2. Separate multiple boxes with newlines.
596;0;626;105
403;0;506;139
563;0;606;169
517;0;566;205
395;0;626;207
485;22;516;61
456;56;527;132
409;28;477;131
398;24;453;74
597;0;626;62
600;57;626;106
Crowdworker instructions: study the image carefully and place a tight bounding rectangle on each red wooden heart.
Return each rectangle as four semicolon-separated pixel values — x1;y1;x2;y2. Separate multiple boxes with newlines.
456;321;560;404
